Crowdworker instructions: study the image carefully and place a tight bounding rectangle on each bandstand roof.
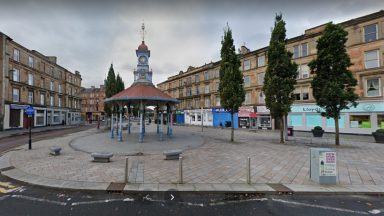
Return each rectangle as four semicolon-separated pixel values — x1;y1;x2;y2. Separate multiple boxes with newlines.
104;83;178;104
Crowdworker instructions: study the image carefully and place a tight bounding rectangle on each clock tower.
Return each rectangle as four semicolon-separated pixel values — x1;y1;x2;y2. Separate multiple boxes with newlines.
133;23;153;84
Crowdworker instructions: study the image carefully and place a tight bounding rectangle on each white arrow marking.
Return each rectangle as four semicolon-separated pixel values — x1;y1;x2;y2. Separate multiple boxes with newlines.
170;194;174;201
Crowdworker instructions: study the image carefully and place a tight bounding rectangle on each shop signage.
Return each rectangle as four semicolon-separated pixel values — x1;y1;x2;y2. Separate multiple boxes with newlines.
10;104;29;110
319;151;337;176
212;108;228;113
238;106;255;117
24;106;35;116
291;102;384;113
175;110;184;114
256;106;270;113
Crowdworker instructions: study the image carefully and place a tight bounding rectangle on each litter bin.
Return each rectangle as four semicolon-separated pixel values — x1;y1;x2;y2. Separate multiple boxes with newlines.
225;121;231;128
287;126;294;136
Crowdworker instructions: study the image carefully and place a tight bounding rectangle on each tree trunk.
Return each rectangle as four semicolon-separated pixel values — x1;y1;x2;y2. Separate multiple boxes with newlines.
231;112;234;142
335;117;340;145
280;118;284;144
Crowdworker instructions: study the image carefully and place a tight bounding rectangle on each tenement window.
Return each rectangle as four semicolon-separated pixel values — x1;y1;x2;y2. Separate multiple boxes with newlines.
364;24;378;42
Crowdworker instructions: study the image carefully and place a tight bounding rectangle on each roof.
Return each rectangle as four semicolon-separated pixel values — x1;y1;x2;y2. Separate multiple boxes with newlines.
138;41;148;51
105;83;178;104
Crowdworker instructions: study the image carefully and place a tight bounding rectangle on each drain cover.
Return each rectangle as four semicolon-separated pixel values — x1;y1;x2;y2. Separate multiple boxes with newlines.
106;183;126;193
267;184;293;194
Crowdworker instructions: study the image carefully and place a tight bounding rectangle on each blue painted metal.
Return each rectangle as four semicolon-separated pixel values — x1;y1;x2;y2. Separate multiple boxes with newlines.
213;110;238;129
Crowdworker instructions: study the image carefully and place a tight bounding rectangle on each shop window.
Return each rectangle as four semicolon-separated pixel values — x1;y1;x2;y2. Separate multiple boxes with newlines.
326;115;345;128
257;55;265;67
197;114;201;121
290;114;303;126
364;50;379;69
350;115;371;128
378;114;384;129
306;114;322;128
366;78;381;97
36;110;45;126
364;24;378;42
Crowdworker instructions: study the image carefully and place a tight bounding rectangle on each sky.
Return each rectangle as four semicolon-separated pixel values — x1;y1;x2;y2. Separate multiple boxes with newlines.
0;0;382;88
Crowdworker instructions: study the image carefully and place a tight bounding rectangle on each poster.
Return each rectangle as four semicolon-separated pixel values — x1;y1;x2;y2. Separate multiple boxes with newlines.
319;151;337;176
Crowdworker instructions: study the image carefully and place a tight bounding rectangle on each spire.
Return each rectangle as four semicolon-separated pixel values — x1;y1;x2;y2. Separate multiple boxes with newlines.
141;22;146;42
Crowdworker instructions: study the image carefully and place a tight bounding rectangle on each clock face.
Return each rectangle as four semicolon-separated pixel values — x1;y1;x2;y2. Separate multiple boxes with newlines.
139;56;147;64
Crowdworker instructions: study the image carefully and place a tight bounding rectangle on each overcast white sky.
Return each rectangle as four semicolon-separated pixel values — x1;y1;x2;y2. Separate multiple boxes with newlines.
0;0;382;88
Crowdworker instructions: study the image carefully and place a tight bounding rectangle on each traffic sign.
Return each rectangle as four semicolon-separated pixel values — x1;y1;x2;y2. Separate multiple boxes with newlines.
24;106;35;116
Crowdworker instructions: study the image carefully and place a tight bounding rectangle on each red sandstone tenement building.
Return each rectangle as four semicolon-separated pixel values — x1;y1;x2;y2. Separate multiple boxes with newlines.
0;32;82;130
158;10;384;135
80;85;105;122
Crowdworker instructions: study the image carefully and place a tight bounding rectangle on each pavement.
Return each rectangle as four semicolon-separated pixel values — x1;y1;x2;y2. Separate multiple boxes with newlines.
1;123;384;194
0;124;83;139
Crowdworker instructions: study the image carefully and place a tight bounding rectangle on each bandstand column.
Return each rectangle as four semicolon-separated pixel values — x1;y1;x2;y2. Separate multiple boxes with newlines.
168;105;173;138
110;113;114;138
118;105;123;142
115;108;119;136
139;100;144;143
128;104;131;134
159;106;164;141
156;106;160;134
166;104;170;136
143;107;145;135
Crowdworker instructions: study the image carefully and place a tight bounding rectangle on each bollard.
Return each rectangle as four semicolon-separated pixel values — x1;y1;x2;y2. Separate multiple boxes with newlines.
125;158;129;183
179;156;183;184
246;157;251;184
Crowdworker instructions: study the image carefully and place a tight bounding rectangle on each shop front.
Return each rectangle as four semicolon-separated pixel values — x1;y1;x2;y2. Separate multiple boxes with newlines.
212;108;238;129
4;104;28;129
256;106;272;129
184;109;213;126
288;101;384;134
175;110;185;125
238;106;257;128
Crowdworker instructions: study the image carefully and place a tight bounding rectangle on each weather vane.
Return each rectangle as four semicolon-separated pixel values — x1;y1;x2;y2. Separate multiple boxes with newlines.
141;21;146;41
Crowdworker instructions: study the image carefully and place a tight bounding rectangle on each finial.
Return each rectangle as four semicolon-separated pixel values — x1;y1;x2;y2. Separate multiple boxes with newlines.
141;21;146;41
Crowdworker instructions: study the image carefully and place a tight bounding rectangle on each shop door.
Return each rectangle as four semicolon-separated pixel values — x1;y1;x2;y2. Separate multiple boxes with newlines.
10;109;20;128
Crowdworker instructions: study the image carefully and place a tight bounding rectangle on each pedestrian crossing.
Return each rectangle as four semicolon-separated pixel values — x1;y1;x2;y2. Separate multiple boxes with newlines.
0;181;20;194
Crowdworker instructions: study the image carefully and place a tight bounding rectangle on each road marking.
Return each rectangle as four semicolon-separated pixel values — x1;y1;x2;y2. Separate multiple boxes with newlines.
0;195;10;201
11;195;67;206
271;198;369;215
209;198;268;206
71;198;128;206
368;209;382;214
171;194;174;200
0;181;20;194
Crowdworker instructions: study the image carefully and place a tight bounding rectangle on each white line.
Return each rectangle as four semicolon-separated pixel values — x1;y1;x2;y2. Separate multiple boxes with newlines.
271;198;369;215
71;199;125;206
209;198;268;206
11;195;67;206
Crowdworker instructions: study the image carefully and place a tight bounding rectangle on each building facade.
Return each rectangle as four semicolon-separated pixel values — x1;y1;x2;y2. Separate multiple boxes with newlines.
158;11;384;134
80;85;105;122
0;32;82;130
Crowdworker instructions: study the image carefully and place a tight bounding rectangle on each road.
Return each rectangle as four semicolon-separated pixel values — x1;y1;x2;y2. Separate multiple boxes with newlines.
0;125;383;215
0;173;383;216
0;124;94;153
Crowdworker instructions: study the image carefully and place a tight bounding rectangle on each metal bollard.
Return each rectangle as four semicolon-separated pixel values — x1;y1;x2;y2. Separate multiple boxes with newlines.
179;156;183;184
246;157;251;184
125;158;129;183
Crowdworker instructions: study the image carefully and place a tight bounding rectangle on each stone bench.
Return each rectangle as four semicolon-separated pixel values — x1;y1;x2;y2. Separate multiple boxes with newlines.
49;146;62;156
91;152;113;163
163;149;182;160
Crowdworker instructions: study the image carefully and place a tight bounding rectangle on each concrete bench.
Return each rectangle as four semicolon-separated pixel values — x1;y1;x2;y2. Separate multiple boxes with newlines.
91;152;113;162
49;146;62;156
163;149;182;160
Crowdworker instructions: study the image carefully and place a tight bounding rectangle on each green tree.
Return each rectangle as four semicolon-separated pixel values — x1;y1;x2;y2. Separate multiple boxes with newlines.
104;64;117;116
308;23;358;145
263;14;298;143
116;73;125;92
219;25;245;142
